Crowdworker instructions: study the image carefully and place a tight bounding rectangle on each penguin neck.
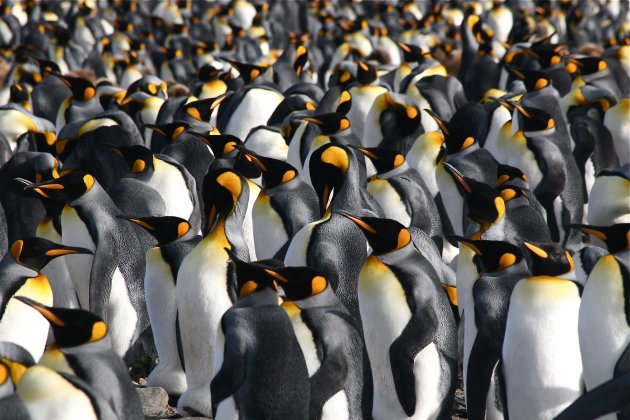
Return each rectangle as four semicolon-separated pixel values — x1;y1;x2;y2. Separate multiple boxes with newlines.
58;335;113;355
293;287;337;309
236;288;278;308
481;258;530;282
371;240;416;266
0;254;39;279
378;161;409;180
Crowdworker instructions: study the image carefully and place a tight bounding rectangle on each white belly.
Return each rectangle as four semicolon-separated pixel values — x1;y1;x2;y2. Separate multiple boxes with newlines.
176;238;232;417
503;278;583;420
367;179;411;227
61;205;96;309
18;366;98;420
107;267;138;356
224;89;285;141
284;219;321;267
348;85;388;143
243;180;260;261
253;195;289;260
149;160;194;221
322;390;350;420
435;166;464;236
579;254;630;391
0;109;34;150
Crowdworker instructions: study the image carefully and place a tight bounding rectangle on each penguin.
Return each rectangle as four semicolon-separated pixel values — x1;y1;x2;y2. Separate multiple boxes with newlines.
52;73;104;130
351;145;444;250
340;213;457;419
587;165;630;226
175;169;252;417
570;223;630;420
284;144;383;326
111;144;202;233
216;84;285;141
451;237;530;420
604;94;629;165
0;237;91;361
0;101;56;153
211;252;310;420
25;171;150;359
120;215;200;397
235;145;319;260
502;242;582;419
0;342;35;398
16;297;143;420
344;60;388;141
265;265;373;419
244;125;289;161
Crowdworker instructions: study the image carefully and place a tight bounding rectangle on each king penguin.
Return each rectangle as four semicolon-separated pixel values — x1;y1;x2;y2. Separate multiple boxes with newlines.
0;237;91;361
211;251;310;420
341;213;457;420
502;242;582;419
120;215;201;397
265;264;373;419
17;297;144;420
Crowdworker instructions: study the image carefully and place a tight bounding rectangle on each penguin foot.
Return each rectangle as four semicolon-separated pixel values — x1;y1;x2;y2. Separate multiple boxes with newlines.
177;386;213;418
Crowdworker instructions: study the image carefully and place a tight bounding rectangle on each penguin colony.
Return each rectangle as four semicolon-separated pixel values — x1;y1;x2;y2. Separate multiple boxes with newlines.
0;0;627;419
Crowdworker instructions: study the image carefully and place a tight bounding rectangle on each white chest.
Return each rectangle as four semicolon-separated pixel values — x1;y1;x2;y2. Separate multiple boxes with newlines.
61;206;95;309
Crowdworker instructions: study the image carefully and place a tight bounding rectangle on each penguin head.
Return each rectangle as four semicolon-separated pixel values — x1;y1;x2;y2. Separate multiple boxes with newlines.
0;342;36;385
111;145;155;175
524;44;566;68
192;133;242;158
338;212;411;255
570;223;630;254
514;105;555;133
183;93;228;122
224;249;279;299
507;67;554;92
397;41;428;63
9;237;92;272
15;297;109;348
309;144;351;216
52;73;97;101
31;56;61;78
565;56;608;78
426;110;476;154
24;171;97;203
119;215;191;246
496;164;529;188
336;90;352;115
125;76;168;99
293;44;309;77
451;236;524;272
146;122;191;143
497;185;528;204
356;60;377;85
443;163;505;226
10;83;30;105
522;242;574;277
203;169;246;229
234;145;298;189
300;113;351;136
350;145;405;175
263;266;329;301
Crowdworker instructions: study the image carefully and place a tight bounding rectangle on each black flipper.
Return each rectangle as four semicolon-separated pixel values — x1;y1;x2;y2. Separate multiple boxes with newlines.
210;320;247;417
89;240;118;318
309;349;349;420
553;373;630;420
389;307;438;417
466;338;502;420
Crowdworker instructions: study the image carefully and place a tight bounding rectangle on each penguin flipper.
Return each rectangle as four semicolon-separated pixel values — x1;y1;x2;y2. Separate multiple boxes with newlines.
210;320;247;416
89;241;118;318
553;373;630;420
465;337;501;420
389;309;438;417
309;349;348;420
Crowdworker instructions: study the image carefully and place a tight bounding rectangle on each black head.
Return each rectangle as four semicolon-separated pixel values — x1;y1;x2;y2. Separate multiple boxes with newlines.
111;144;155;174
225;249;279;299
119;216;191;245
16;297;108;347
183;93;228;122
350;145;405;174
31;56;61;77
301;113;350;135
496;164;528;187
229;60;268;83
497;185;528;203
566;57;608;77
309;144;351;216
336;90;352;115
10;83;30;104
146;121;191;143
24;170;96;203
191;133;242;158
293;44;309;76
451;236;524;272
52;73;96;101
356;60;377;85
571;224;630;254
515;105;555;133
234;145;298;189
397;41;427;62
202;169;245;229
443;163;504;226
523;242;574;277
9;237;92;272
0;342;35;385
197;64;221;82
339;212;411;255
264;266;329;301
522;70;553;92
